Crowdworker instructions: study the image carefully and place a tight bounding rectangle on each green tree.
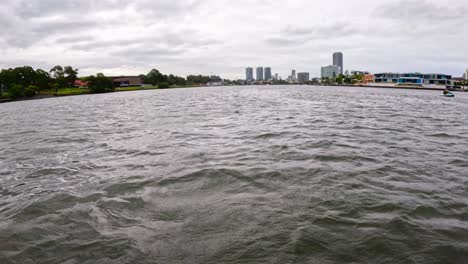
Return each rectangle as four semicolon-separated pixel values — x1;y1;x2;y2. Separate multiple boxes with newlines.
158;82;170;89
24;85;39;97
146;69;167;86
87;73;114;93
187;75;210;84
35;69;51;90
50;65;66;89
8;84;24;99
64;66;78;87
15;66;36;87
335;74;345;85
0;69;16;91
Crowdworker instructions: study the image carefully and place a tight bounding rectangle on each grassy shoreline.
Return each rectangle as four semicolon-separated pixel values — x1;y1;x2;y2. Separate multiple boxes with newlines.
1;85;201;102
1;84;463;104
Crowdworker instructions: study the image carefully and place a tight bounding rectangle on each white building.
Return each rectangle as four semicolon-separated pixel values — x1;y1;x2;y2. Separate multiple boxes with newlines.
321;65;341;79
297;72;310;84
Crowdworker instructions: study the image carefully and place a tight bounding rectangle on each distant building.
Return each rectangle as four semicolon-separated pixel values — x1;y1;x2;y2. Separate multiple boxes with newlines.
374;73;452;86
297;72;310;84
465;69;468;80
265;67;272;81
273;73;279;80
246;67;254;81
361;74;375;84
111;76;143;87
74;79;88;88
397;77;424;86
333;52;344;75
256;67;264;81
291;70;296;81
351;70;369;76
321;65;341;79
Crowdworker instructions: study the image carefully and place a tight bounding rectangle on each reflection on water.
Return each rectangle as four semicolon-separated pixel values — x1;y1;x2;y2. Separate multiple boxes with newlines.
1;86;468;263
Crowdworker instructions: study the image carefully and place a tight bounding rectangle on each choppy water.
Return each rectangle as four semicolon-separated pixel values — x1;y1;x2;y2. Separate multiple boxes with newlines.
1;86;468;264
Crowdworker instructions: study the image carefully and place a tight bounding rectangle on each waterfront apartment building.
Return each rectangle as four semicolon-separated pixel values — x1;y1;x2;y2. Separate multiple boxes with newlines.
374;73;452;86
265;67;272;81
351;71;369;76
321;65;341;79
246;67;254;81
297;72;310;84
333;52;344;75
256;67;264;81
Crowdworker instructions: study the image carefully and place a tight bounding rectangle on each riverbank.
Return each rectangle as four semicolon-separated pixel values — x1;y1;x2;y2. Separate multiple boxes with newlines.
1;84;463;104
0;85;201;103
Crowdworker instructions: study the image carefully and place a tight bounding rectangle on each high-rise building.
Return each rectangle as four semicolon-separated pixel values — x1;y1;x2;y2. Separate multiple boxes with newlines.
292;70;296;81
465;69;468;80
321;65;341;79
274;73;279;80
265;67;272;81
333;52;344;75
297;72;310;84
246;67;254;81
256;67;264;81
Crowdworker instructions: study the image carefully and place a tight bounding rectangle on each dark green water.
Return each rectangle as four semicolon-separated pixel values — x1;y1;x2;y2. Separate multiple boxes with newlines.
1;86;467;263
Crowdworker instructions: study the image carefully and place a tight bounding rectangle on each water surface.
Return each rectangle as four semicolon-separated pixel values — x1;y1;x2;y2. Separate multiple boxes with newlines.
1;86;467;263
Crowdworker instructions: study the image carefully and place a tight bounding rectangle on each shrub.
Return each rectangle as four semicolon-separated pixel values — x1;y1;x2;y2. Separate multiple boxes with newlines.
158;82;170;89
24;85;39;97
8;84;24;99
87;73;114;93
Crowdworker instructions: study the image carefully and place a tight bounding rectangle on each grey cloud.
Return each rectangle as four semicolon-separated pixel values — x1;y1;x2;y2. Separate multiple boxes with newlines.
0;0;205;49
283;23;361;38
12;0;202;20
112;47;185;58
32;20;97;35
265;38;303;47
267;23;364;47
71;39;141;52
376;0;468;21
56;35;95;44
132;0;201;17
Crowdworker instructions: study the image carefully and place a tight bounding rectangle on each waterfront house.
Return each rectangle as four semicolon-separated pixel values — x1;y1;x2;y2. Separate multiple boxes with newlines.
111;76;143;87
74;80;88;88
361;74;375;84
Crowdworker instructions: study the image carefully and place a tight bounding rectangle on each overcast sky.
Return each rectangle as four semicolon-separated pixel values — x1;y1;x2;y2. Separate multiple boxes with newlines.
0;0;467;78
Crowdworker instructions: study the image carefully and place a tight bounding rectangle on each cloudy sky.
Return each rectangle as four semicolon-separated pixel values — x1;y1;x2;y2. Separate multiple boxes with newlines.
0;0;467;79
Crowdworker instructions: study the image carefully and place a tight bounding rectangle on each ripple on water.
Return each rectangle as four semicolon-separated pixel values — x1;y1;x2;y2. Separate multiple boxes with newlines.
0;86;468;263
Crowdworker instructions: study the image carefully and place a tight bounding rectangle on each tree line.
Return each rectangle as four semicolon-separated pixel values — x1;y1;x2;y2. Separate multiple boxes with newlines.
140;69;222;87
0;66;224;100
0;65;114;99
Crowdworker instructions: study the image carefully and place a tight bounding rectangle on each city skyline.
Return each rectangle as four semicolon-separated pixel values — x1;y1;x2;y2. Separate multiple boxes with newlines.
0;0;467;79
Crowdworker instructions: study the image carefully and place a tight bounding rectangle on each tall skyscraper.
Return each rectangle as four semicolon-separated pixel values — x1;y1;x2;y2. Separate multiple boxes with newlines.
256;67;264;81
333;52;344;75
465;69;468;80
265;67;272;81
291;70;296;81
246;67;254;81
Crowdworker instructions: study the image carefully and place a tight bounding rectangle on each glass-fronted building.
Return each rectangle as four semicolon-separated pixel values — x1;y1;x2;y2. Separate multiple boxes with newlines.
375;73;452;86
